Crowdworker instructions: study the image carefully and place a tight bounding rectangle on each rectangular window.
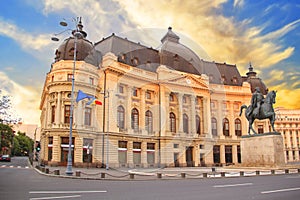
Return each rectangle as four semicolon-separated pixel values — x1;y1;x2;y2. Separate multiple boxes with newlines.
67;74;73;82
89;77;94;85
213;145;220;164
51;105;55;123
133;88;138;97
147;143;155;164
64;105;71;124
84;107;92;126
83;138;93;163
118;85;124;93
118;141;127;164
174;144;179;148
133;142;141;164
48;137;53;161
146;91;151;99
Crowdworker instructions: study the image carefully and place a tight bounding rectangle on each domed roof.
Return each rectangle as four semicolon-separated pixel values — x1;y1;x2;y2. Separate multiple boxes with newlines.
158;27;203;74
54;20;93;62
54;37;93;62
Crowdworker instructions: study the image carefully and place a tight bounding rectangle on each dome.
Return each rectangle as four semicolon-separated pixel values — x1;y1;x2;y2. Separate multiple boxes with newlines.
158;27;203;74
53;19;94;62
54;37;93;62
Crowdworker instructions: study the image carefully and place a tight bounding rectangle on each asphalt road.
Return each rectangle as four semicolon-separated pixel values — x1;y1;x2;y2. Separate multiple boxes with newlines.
0;157;300;200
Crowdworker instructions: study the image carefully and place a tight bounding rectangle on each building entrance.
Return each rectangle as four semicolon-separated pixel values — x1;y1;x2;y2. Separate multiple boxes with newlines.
186;146;194;167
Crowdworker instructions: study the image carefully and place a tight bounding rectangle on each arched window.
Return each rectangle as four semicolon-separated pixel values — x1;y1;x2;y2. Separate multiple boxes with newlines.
170;112;176;133
235;118;242;136
223;118;230;136
196;115;201;134
145;110;153;134
131;108;139;132
117;106;125;130
183;114;189;133
211;117;217;136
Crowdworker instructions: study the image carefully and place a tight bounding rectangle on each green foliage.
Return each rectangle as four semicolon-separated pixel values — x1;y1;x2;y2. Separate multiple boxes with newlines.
0;123;14;154
13;132;34;156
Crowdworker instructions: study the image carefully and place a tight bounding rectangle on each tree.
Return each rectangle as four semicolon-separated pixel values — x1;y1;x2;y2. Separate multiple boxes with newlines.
0;123;14;155
0;90;22;124
12;132;34;156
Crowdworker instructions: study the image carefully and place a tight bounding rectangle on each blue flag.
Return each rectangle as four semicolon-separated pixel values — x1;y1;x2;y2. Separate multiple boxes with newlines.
76;90;94;102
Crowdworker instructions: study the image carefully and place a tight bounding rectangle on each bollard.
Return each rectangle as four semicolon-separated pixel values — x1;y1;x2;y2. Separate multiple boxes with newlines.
203;173;208;178
157;173;162;179
240;171;244;176
221;172;226;177
45;168;49;174
298;169;300;173
41;167;45;172
129;173;135;179
271;169;275;175
181;172;186;178
101;172;106;178
256;171;260;175
76;170;81;177
212;167;216;173
285;169;289;174
54;169;60;175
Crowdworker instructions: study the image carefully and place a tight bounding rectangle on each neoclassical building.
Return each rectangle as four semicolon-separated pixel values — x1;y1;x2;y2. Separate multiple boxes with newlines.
274;107;300;163
39;23;269;168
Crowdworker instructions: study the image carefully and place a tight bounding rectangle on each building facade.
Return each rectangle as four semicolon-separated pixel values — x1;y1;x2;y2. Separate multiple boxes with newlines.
39;24;269;168
274;107;300;163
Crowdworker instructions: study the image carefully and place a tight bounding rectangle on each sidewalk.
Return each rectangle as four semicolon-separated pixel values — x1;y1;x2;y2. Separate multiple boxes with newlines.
32;161;300;181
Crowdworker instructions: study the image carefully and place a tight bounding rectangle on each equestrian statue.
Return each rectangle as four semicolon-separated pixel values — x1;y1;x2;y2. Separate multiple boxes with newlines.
239;87;277;135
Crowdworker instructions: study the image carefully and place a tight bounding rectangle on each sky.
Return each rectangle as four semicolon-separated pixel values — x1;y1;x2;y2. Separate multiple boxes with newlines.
0;0;299;125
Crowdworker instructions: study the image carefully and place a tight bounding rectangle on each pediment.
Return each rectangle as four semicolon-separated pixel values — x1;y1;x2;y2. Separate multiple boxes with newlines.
166;74;209;89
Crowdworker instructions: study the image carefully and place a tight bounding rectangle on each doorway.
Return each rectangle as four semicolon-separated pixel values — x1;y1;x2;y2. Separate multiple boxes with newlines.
186;146;194;167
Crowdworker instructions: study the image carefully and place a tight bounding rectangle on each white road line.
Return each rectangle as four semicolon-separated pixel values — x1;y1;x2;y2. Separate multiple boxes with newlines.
29;195;81;200
214;183;253;188
261;187;300;194
30;191;107;194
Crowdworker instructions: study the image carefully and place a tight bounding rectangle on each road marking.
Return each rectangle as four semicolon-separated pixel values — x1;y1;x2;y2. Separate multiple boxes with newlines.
214;183;253;188
30;191;107;194
261;187;300;194
29;195;81;200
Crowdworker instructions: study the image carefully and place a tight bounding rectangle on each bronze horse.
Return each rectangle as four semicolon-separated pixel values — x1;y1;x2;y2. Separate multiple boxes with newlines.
239;90;277;135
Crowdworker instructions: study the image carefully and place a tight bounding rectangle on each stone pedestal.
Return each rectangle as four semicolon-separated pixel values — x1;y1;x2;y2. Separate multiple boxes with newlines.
241;133;285;167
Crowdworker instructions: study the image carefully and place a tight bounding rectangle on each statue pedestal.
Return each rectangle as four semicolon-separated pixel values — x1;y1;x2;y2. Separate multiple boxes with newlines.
241;133;285;167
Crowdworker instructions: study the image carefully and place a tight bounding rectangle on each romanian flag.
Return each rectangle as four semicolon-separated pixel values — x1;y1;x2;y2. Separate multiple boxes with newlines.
87;97;102;105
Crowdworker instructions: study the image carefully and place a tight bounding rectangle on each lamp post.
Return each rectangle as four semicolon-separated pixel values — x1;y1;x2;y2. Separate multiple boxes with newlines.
52;17;84;176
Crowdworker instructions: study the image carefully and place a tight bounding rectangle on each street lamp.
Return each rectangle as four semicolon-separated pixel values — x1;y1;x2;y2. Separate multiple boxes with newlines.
52;17;84;176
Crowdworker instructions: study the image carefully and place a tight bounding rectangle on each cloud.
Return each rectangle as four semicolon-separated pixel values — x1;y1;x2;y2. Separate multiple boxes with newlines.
233;0;244;8
0;19;52;51
0;71;41;124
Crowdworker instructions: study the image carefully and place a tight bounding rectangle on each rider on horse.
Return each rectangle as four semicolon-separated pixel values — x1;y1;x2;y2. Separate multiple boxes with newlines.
249;87;265;118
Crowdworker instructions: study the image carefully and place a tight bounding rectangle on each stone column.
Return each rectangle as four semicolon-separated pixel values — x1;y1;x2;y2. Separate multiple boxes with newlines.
232;144;238;164
141;141;147;167
140;89;146;132
217;100;223;137
178;93;183;133
203;97;212;136
127;140;133;167
74;137;83;164
190;95;196;135
220;144;225;165
229;102;235;137
126;86;132;132
55;92;61;125
52;135;60;163
77;101;83;127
